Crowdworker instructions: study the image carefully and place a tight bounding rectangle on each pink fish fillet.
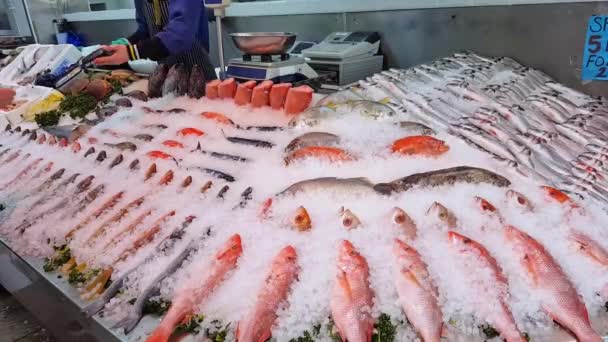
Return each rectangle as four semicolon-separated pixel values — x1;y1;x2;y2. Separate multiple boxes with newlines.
146;234;243;342
330;240;375;342
392;239;443;342
236;246;300;342
448;231;525;342
504;225;601;342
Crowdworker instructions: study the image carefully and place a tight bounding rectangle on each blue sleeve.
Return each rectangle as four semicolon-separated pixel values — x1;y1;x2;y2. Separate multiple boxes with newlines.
155;0;201;55
127;0;149;44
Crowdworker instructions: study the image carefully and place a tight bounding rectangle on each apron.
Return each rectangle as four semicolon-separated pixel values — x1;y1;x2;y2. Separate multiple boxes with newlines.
141;0;217;80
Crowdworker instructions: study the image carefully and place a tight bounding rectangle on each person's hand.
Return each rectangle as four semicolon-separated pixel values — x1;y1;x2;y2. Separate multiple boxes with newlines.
93;45;129;66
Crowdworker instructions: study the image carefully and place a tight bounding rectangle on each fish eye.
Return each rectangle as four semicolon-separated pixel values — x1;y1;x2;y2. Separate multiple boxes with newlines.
394;214;405;223
343;218;352;226
439;212;447;220
517;197;526;205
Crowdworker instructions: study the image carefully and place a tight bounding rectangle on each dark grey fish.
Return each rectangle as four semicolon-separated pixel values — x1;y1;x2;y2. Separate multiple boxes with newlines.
241;126;284;132
125;90;148;102
96;151;107;162
225;135;275;149
96;106;118;118
284;132;340;154
115;98;132;108
133;134;154;142
166;108;186;114
162;64;188;97
84;147;96;158
233;187;253;210
104;142;137;152
187;64;205;99
5;124;11;131
0;148;10;159
396;121;436;135
69;184;105;216
187;166;235;182
129;159;140;170
22;129;30;136
109;154;123;169
276;177;375;197
192;142;248;162
83;216;198;317
217;185;230;199
143;124;168;130
15;126;21;132
374;166;511;195
148;64;170;98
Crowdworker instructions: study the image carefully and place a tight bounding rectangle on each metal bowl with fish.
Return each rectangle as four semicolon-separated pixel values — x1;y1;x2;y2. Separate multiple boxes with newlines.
230;32;297;55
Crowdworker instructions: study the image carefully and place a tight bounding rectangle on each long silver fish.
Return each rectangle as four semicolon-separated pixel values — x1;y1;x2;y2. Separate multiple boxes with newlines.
276;177;376;197
284;132;341;154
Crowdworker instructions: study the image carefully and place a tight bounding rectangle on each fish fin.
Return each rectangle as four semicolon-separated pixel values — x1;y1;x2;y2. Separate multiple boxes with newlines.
337;271;352;300
82;298;107;317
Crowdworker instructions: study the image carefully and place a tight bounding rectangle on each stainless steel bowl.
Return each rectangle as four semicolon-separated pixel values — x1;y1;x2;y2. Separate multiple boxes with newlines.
230;32;297;55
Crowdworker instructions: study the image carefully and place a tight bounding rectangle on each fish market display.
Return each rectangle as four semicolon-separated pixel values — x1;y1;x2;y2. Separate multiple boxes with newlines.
0;51;607;342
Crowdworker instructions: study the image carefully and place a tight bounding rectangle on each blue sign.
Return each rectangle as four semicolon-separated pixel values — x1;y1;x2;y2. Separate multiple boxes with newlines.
582;16;608;80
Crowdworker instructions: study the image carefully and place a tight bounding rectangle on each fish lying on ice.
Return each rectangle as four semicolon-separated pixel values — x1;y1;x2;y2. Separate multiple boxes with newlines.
284;132;341;154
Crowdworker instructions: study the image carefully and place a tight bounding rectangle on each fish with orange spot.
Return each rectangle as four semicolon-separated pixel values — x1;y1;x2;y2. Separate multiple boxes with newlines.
72;142;81;153
331;240;375;342
447;231;525;342
178;127;204;137
201;111;235;126
289;206;311;231
339;207;361;230
284;146;354;165
162;140;184;148
504;225;601;342
391;136;449;157
473;196;504;224
146;151;178;164
146;234;243;342
541;186;573;205
392;239;443;342
236;246;300;342
505;190;534;212
426;202;457;229
390;207;417;240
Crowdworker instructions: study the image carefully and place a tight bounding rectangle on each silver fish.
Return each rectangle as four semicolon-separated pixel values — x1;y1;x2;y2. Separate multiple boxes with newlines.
284;132;341;154
396;121;436;136
276;177;375;197
316;89;364;107
452;124;515;160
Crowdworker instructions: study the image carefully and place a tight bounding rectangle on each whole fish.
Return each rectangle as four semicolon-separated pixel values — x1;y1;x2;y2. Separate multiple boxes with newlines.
339;207;362;230
505;190;534;212
65;191;125;240
374;166;511;195
233;187;253;210
504;226;601;341
117;239;200;333
146;234;243;342
162;63;188;97
451;124;515;160
192;142;248;162
330;240;375;342
225;136;275;149
216;185;230;199
448;231;525;342
317;89;364;107
148;64;170;98
284;132;341;154
276;177;375;197
288;206;311;231
134;134;154;142
396;121;436;136
83;216;198;316
236;246;299;342
187;64;205;99
392;239;443;342
187;166;235;182
104;142;137;152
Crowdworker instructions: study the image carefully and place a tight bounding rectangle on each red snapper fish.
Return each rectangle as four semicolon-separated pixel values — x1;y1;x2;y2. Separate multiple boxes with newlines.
236;246;300;342
146;234;243;342
392;239;443;342
504;225;601;342
447;231;525;342
331;240;375;342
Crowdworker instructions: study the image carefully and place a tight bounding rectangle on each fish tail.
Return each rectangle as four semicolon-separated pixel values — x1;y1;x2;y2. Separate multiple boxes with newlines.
82;298;107;317
122;313;143;334
373;183;395;195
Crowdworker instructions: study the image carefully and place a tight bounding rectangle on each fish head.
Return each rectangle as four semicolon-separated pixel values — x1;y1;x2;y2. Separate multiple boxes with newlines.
290;206;312;231
338;240;368;272
272;245;299;272
426;202;457;228
392;238;420;261
390;207;417;239
339;207;361;230
506;190;534;212
473;196;498;214
215;234;243;263
158;170;174;186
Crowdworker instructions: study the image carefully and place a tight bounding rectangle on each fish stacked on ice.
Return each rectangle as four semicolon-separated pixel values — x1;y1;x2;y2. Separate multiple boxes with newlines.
0;51;606;342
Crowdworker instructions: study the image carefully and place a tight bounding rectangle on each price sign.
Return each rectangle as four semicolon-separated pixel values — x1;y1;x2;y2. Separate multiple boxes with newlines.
582;16;608;80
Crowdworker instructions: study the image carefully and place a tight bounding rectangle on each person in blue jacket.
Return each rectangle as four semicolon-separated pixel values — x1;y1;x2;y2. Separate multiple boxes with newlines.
94;0;216;80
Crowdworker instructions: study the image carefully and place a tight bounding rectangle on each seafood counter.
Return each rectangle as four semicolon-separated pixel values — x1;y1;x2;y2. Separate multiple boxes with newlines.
0;51;607;342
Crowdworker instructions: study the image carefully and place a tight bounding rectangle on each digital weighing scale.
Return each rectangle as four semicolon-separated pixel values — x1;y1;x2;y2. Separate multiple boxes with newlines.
226;40;318;83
